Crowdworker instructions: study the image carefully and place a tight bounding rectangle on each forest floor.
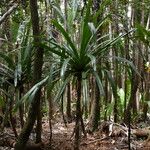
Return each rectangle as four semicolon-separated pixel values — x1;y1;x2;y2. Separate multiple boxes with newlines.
42;117;150;150
1;115;150;150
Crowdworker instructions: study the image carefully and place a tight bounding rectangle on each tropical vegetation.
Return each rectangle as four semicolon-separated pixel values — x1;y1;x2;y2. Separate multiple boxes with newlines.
0;0;150;150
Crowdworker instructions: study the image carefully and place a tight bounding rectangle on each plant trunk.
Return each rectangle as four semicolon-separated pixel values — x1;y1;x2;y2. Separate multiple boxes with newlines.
14;0;43;149
14;92;41;150
48;91;53;146
66;83;72;122
9;96;18;138
88;0;102;130
104;76;109;121
19;86;24;128
124;71;138;124
89;81;100;131
74;75;82;150
36;98;42;143
143;72;150;121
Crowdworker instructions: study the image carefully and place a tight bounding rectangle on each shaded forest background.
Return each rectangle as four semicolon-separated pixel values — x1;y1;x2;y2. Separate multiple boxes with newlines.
1;0;150;150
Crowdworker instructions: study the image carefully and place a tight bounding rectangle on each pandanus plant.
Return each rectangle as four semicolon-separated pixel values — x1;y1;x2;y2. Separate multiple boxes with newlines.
0;17;33;133
42;0;135;149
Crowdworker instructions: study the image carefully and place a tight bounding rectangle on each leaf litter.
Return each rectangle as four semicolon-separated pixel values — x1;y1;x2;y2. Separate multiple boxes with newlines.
0;117;150;150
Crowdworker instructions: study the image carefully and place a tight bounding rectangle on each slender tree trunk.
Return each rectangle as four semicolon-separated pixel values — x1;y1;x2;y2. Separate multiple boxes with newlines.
112;0;120;123
88;0;102;132
61;93;67;125
14;0;44;149
89;80;100;131
74;75;82;150
104;75;109;121
9;96;18;138
48;91;53;146
124;71;138;124
63;0;72;123
66;83;72;122
123;0;130;122
36;97;42;143
1;86;9;129
89;75;95;117
19;86;24;128
124;0;143;122
143;72;150;121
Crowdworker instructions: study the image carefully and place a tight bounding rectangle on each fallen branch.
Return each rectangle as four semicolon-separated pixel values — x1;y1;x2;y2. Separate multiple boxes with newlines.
80;136;109;145
132;128;150;139
0;3;18;25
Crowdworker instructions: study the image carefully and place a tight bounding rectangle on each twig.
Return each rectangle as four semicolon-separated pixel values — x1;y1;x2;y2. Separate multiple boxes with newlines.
0;3;18;25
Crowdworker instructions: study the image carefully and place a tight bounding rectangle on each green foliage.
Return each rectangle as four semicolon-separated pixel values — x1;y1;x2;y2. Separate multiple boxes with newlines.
12;7;24;23
117;88;125;118
0;95;4;107
40;0;136;114
14;76;49;111
136;24;150;46
0;52;15;69
0;0;144;128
